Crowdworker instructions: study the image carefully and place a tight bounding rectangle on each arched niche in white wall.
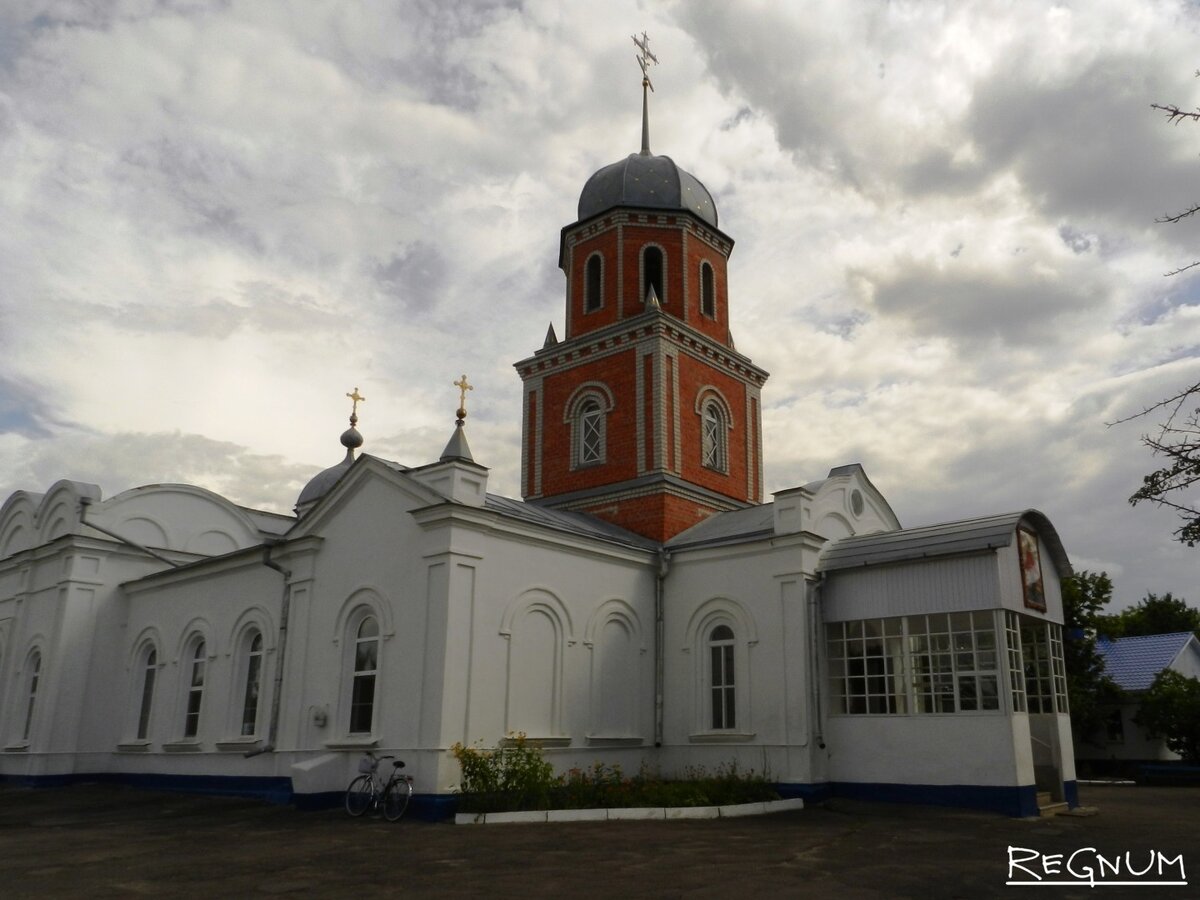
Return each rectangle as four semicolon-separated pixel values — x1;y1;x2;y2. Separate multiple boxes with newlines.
584;599;644;738
500;588;573;739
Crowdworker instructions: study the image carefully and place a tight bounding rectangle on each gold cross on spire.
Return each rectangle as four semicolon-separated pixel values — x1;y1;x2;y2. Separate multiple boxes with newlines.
454;374;473;422
346;387;365;424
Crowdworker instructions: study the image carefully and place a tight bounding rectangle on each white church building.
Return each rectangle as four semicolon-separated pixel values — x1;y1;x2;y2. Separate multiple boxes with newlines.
0;74;1079;819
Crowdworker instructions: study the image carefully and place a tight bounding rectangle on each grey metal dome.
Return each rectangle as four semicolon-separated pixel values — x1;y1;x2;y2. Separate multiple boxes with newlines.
295;455;354;508
295;423;362;512
577;153;717;227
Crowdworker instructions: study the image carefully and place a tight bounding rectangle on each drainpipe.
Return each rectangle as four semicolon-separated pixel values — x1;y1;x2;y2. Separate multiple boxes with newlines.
808;574;827;751
78;497;179;568
246;542;291;758
654;547;671;748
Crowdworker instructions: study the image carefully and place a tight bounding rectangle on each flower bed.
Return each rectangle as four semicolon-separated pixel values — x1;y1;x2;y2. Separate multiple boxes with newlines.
450;734;779;815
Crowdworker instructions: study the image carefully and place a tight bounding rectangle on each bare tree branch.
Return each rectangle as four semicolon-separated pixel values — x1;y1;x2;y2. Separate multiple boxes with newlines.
1164;260;1200;276
1157;203;1200;224
1127;89;1200;547
1151;102;1200;122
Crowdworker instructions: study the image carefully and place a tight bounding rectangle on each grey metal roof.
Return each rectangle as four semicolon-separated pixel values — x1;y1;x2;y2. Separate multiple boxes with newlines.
239;507;294;536
665;503;775;549
1096;632;1199;692
439;422;474;462
483;494;658;550
578;153;717;227
817;510;1072;576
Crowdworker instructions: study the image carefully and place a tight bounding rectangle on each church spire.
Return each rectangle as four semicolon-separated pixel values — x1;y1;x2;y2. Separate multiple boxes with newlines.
440;374;475;462
633;31;658;156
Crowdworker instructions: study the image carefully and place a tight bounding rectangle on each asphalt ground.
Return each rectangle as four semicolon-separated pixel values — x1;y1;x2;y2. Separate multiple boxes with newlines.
1;783;1197;898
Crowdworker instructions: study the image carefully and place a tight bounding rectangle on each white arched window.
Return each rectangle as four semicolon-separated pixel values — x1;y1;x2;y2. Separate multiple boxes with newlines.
239;631;264;737
584;253;603;313
349;616;380;735
182;639;207;739
564;383;614;470
701;400;727;472
700;261;716;317
708;624;736;730
685;598;757;739
136;645;158;741
22;649;42;742
579;399;604;465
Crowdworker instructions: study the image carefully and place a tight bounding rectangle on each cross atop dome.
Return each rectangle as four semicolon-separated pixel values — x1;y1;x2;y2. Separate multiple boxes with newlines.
633;31;658;155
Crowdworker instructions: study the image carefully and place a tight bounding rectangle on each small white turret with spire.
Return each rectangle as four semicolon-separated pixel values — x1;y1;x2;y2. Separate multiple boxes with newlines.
412;374;489;506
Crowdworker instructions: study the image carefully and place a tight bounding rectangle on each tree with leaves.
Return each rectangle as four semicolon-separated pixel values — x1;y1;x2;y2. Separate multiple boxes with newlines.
1060;571;1125;745
1097;591;1200;641
1122;97;1200;546
1134;669;1200;762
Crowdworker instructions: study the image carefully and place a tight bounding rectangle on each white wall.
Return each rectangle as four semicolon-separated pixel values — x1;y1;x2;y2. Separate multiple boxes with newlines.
825;714;1022;787
659;535;822;785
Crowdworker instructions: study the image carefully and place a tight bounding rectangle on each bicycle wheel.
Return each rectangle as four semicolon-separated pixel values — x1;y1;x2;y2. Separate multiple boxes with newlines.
345;774;373;817
382;779;412;822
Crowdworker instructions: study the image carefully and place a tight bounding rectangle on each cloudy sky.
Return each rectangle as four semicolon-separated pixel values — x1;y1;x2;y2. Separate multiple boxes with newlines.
2;0;1198;608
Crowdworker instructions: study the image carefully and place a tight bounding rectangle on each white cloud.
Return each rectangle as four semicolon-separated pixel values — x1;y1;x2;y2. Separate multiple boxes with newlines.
0;0;1198;607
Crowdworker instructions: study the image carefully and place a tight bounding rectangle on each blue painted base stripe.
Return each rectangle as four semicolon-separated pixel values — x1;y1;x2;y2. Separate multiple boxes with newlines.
831;781;1039;817
773;782;832;804
1064;779;1079;808
1;772;293;804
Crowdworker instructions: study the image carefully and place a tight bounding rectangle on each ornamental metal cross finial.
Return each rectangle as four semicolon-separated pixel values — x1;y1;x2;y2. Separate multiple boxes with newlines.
346;387;365;424
454;374;473;422
633;31;658;91
633;32;658;154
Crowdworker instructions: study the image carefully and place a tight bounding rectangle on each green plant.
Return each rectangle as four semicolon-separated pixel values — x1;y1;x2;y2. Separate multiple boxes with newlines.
1135;669;1200;762
450;733;557;813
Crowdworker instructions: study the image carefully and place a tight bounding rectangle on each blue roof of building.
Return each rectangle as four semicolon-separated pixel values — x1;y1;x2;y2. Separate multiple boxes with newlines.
1095;632;1198;692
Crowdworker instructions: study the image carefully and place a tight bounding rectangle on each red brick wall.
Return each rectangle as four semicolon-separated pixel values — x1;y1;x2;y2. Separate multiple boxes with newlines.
675;353;751;503
564;218;732;347
568;230;620;338
536;349;642;497
576;491;723;543
684;233;729;345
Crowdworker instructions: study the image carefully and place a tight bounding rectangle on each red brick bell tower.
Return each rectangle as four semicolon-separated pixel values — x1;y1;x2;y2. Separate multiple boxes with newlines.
514;44;768;543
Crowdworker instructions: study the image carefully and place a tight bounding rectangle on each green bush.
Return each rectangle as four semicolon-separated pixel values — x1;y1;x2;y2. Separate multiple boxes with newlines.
451;733;557;813
450;739;779;813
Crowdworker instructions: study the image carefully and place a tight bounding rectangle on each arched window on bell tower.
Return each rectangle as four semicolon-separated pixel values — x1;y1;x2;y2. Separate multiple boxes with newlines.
584;253;603;313
564;382;616;470
695;387;734;475
701;402;726;471
700;261;716;318
641;245;664;305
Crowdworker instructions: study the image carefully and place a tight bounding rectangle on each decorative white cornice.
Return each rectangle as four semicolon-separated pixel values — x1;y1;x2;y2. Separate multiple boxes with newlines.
408;503;656;564
514;317;767;387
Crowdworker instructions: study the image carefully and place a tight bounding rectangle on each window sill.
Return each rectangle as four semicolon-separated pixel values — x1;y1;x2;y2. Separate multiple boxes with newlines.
216;738;263;753
585;736;644;747
689;732;756;744
162;741;203;753
324;737;380;750
116;741;151;752
499;736;571;749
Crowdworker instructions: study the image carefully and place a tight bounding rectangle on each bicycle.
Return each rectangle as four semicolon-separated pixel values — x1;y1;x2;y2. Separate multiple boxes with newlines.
344;752;413;821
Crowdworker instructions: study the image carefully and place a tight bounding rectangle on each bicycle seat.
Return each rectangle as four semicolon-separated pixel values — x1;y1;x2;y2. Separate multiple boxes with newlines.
392;760;406;768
